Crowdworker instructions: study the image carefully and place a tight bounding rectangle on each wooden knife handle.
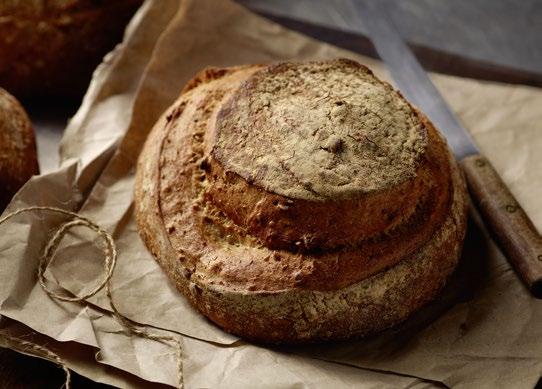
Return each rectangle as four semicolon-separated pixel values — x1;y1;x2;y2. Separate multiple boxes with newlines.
462;154;542;298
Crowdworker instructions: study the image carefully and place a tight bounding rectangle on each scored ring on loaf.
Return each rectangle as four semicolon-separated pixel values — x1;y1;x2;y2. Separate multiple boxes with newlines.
135;59;468;343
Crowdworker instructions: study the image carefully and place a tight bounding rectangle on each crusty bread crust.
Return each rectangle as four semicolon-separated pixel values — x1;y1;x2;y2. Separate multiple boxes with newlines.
135;59;468;343
0;0;142;98
0;88;39;211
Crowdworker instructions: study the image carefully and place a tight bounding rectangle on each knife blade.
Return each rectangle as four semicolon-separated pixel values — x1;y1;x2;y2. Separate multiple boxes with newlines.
353;0;477;160
355;0;542;297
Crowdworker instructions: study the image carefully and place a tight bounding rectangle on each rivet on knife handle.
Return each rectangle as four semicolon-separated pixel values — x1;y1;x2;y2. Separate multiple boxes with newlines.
462;155;542;297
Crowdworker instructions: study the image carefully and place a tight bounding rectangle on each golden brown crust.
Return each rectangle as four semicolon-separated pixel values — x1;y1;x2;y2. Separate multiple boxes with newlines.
135;59;469;343
0;0;142;99
0;88;39;210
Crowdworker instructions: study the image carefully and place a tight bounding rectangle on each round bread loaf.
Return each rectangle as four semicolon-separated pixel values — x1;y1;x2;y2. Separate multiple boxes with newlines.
135;59;469;343
0;0;142;99
0;88;39;211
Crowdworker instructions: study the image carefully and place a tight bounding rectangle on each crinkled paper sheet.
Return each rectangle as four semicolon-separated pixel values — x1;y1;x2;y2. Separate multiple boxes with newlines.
1;0;541;387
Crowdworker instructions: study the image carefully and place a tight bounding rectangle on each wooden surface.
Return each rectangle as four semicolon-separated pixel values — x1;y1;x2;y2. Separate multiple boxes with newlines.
256;12;542;88
239;0;542;76
462;155;542;298
0;347;108;389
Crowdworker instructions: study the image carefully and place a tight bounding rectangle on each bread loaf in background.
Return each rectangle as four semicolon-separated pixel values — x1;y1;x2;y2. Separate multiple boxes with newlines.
0;88;39;211
135;59;469;343
0;0;142;99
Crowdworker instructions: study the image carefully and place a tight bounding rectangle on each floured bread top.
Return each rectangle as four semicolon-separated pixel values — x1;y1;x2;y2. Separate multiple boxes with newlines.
213;59;427;200
137;60;457;295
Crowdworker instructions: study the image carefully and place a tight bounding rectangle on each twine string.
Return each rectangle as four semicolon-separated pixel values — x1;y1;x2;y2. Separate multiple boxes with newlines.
0;206;184;388
1;331;72;389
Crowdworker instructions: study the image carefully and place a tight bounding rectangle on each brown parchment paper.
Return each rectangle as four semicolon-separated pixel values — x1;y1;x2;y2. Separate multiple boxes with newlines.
1;0;542;387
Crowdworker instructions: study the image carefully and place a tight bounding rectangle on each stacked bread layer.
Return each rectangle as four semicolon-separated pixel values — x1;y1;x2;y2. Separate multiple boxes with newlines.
135;60;468;342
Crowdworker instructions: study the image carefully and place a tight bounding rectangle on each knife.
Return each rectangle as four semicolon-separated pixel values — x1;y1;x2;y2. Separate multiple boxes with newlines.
355;0;542;297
